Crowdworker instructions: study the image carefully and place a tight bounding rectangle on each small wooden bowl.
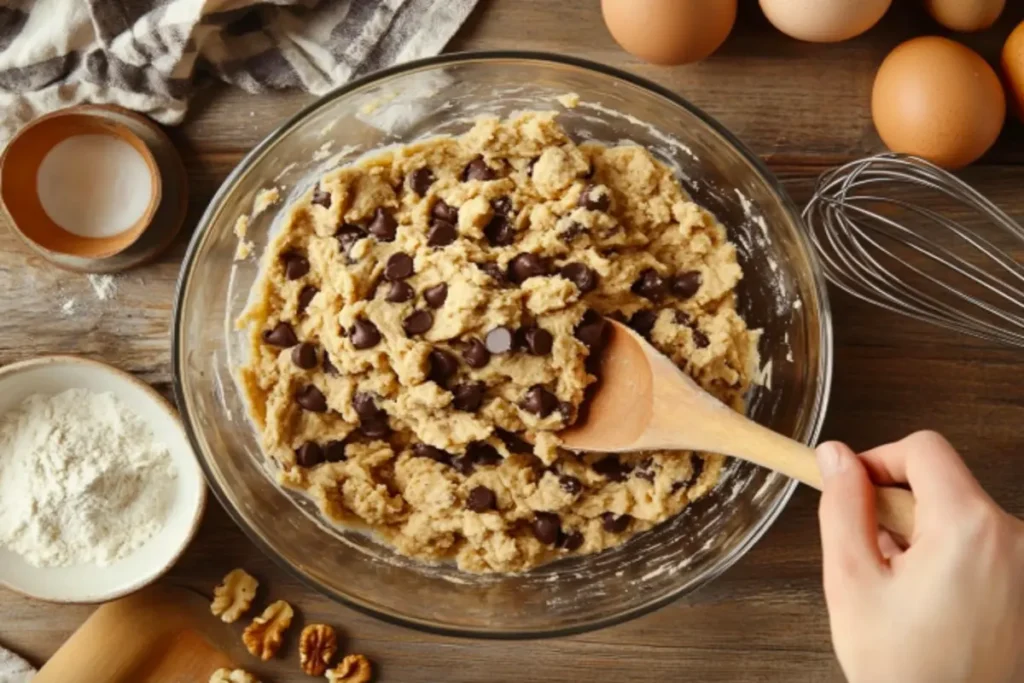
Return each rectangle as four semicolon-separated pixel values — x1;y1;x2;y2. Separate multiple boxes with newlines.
0;108;163;261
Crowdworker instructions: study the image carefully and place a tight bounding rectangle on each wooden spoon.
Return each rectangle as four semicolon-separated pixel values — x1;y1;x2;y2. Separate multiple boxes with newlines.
561;320;916;541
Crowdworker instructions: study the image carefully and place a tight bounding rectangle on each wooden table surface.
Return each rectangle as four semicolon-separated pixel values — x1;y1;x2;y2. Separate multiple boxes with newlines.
2;3;1022;681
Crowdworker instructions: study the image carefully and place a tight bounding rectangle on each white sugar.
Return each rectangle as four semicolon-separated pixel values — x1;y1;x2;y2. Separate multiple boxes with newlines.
36;134;153;239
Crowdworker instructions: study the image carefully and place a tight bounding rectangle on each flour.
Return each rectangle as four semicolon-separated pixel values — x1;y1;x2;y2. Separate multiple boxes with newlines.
0;389;176;567
87;274;117;300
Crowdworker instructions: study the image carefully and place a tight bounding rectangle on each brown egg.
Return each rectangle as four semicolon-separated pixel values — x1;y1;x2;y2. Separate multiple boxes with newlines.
925;0;1004;33
872;37;1005;169
601;0;737;65
759;0;891;43
1003;21;1024;121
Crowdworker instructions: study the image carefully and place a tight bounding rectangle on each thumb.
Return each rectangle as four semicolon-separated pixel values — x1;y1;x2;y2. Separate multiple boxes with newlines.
816;442;885;586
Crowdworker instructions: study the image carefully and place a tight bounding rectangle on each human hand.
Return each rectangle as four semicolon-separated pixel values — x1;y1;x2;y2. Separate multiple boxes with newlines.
816;431;1024;683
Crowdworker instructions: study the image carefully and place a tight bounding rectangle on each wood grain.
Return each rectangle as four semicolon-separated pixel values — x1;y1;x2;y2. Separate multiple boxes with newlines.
1;2;1022;682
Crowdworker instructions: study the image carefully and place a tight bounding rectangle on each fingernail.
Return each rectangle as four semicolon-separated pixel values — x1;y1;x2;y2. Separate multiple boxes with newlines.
816;442;847;479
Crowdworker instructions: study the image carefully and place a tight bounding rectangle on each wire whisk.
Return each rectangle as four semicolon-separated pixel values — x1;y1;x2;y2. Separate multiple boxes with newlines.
804;153;1024;348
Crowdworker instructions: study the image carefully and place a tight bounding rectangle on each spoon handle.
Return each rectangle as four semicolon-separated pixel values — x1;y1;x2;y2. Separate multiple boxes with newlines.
708;412;916;541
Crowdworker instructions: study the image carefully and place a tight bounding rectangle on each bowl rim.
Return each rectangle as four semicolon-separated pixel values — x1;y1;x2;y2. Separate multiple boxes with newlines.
0;354;207;604
172;50;833;639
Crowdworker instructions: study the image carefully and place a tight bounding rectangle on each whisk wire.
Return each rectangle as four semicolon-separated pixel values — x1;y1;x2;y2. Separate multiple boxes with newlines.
805;154;1024;348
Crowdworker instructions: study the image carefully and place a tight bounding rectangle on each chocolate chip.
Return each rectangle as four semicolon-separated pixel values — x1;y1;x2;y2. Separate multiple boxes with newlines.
336;224;365;257
560;262;598;293
690;456;705;482
522;326;553;356
452;381;484;412
574;310;609;350
592;456;629;482
355;395;387;423
692;327;710;348
635;457;656;482
670;271;702;299
423;283;448;308
578;184;610;211
484;214;514;246
350;319;381;349
491;196;513;215
353;392;382;420
311;184;332;208
559;475;582;495
386;281;414;303
559;530;584;552
412;443;451;465
466;486;497;513
467;441;502;466
291;342;318;369
408;168;434;196
297;285;318;314
403;310;433;336
521;385;558;417
368;208;397;242
428;349;459;385
296;442;324;467
478;262;508;285
295;384;328;412
360;416;391;438
324;440;347;462
431;199;459;224
282;253;310;280
262;322;298;348
462;157;496;182
496;429;532;454
527;157;539;176
674;310;691;325
632;268;665;300
636;469;656;482
601;512;633;533
532;512;561;545
427;220;457;247
485;326;514;354
384;252;414;281
629;310;658;339
323;354;338;376
508;253;547;284
671;480;688;494
559;221;586;243
462;339;491;368
453;455;476;476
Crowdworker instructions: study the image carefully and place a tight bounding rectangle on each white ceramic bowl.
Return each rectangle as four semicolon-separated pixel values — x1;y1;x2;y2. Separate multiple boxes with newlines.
0;356;206;603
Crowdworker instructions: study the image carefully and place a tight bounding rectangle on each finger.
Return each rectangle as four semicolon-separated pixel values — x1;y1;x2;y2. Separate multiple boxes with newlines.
858;431;988;508
877;529;903;561
817;441;886;588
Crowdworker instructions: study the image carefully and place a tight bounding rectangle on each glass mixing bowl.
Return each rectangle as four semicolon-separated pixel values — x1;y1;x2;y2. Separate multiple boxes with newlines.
173;53;832;638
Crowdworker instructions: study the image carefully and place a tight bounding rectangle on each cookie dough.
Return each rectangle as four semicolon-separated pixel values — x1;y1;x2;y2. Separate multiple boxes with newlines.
237;112;759;573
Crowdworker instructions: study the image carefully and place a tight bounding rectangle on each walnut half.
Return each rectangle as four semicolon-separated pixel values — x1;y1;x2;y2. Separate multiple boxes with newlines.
209;669;260;683
242;599;295;660
299;623;338;676
326;654;373;683
211;568;259;623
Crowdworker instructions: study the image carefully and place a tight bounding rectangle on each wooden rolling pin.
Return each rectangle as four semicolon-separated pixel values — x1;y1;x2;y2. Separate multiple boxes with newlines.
35;584;248;683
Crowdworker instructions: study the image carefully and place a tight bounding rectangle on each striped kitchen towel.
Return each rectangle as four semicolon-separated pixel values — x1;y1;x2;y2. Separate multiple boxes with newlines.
0;0;480;145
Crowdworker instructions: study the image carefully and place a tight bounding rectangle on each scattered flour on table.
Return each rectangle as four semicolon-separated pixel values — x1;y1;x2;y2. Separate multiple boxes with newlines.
87;274;117;300
0;389;177;567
